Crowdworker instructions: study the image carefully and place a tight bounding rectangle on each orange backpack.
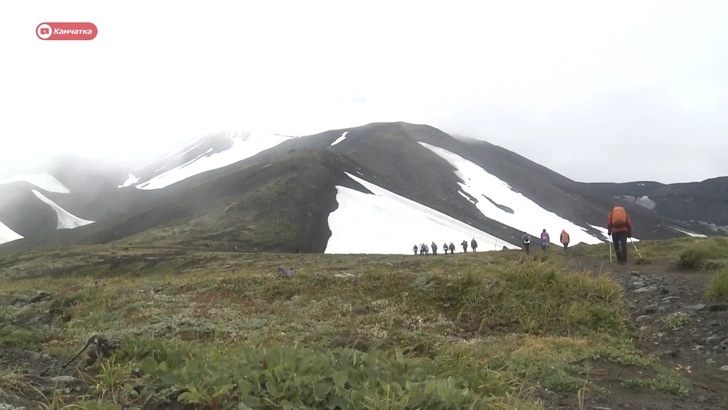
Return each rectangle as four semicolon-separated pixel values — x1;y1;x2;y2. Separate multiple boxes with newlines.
612;206;628;227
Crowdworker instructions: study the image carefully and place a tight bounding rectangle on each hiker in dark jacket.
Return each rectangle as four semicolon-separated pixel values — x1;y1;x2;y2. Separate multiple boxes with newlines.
461;240;468;252
443;242;449;255
470;238;478;252
540;229;550;252
413;244;418;255
449;242;455;254
522;233;531;254
419;244;425;255
424;243;430;255
431;242;438;255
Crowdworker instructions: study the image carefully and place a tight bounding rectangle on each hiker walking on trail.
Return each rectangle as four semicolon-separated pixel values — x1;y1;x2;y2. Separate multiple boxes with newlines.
424;243;430;255
449;242;455;254
608;205;633;264
419;244;425;255
461;240;468;252
522;233;531;254
560;229;570;253
413;244;418;255
431;242;438;255
470;238;478;252
443;242;449;255
540;229;550;252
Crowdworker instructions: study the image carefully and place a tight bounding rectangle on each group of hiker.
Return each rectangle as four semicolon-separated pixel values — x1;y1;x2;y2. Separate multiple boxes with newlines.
521;206;633;263
413;205;634;264
520;228;571;254
414;239;479;255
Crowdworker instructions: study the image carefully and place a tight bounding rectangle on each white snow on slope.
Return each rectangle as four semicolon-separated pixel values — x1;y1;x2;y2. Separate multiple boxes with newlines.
0;173;69;194
420;142;605;246
325;172;519;254
330;131;349;147
136;132;290;190
588;224;641;242
0;220;23;245
669;225;708;238
118;173;140;188
31;190;94;229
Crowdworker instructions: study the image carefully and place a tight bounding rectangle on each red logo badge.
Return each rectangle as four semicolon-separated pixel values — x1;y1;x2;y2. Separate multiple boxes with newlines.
36;23;98;41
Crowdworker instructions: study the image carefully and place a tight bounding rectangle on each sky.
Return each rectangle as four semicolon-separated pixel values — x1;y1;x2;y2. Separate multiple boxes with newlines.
1;0;727;183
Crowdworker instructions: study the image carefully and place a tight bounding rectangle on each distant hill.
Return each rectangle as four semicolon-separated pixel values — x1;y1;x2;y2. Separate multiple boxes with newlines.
0;122;722;252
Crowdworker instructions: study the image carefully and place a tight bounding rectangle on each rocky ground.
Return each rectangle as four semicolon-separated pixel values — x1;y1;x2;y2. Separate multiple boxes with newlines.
537;255;728;410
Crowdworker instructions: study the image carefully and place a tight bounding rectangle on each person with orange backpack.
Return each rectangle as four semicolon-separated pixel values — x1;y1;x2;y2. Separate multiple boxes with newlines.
607;205;633;264
560;229;570;253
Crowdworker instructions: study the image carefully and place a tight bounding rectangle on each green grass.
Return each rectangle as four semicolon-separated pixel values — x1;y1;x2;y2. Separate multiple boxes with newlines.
573;236;728;268
0;238;713;408
706;267;728;302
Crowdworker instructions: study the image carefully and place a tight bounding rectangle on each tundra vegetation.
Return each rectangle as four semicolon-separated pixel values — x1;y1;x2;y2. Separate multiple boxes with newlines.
0;236;726;409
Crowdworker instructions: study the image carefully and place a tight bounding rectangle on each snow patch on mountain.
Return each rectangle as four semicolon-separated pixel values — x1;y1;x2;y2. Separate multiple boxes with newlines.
420;142;605;246
325;172;519;254
0;173;69;194
31;190;94;229
330;131;349;147
118;173;140;188
136;131;291;190
0;220;23;245
669;225;708;238
587;224;641;242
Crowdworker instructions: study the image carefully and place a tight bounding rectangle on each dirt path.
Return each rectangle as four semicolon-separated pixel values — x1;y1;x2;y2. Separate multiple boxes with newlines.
538;255;728;410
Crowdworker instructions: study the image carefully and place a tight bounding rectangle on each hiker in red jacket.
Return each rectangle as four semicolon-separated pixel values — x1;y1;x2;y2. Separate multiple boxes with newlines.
607;205;633;264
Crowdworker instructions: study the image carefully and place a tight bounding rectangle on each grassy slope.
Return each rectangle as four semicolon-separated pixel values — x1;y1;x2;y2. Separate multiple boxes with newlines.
3;237;727;408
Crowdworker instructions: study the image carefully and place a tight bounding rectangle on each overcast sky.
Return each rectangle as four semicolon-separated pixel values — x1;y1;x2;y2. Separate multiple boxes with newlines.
1;0;726;183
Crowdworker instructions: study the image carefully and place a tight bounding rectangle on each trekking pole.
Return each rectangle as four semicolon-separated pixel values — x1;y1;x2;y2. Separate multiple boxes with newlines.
608;240;613;264
629;237;642;258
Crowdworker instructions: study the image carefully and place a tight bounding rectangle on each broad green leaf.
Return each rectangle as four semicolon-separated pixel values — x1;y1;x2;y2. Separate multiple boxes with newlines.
214;383;235;398
314;382;330;400
333;370;348;387
138;357;158;375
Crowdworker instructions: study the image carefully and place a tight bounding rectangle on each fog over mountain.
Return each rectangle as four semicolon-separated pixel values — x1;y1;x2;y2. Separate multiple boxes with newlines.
1;1;727;183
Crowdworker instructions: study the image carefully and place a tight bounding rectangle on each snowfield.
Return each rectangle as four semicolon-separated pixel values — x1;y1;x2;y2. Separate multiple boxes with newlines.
118;173;140;188
0;173;69;194
330;131;349;147
136;132;291;190
31;190;95;229
669;225;708;238
419;142;606;246
587;224;640;242
325;172;519;254
0;220;23;245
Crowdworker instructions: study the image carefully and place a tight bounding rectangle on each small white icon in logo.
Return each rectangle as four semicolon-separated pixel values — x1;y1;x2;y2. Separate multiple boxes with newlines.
37;24;52;39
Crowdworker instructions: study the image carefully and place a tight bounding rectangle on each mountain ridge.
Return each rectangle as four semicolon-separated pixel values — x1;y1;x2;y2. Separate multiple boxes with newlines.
0;122;724;252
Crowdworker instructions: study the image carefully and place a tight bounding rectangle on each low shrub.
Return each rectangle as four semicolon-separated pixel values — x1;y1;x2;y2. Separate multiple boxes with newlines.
706;267;728;302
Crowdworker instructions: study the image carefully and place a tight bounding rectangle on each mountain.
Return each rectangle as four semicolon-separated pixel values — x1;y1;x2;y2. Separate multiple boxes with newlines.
0;122;723;252
579;178;728;234
122;131;295;190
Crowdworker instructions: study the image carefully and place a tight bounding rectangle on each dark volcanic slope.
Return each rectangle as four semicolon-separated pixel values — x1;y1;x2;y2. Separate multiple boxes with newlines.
1;121;723;252
0;150;373;252
581;177;728;229
0;182;57;238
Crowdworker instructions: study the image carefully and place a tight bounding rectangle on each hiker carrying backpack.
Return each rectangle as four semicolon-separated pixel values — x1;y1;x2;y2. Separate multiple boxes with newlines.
560;229;570;253
608;205;633;264
470;238;478;252
540;229;550;252
522;233;531;254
